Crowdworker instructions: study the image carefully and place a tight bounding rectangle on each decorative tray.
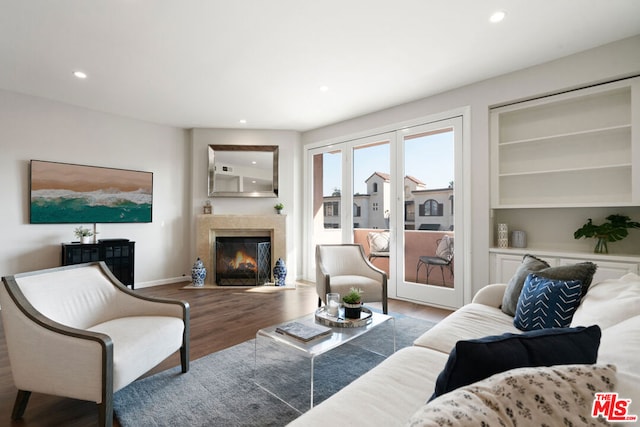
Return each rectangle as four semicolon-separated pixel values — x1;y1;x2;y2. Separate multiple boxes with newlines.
315;306;373;328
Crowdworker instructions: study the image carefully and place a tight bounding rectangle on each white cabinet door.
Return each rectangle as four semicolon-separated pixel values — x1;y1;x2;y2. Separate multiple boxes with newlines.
493;254;557;283
558;258;638;283
491;252;638;285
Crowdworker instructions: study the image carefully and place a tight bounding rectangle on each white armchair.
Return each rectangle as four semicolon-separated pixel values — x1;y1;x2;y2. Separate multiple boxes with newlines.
0;262;189;427
316;244;388;314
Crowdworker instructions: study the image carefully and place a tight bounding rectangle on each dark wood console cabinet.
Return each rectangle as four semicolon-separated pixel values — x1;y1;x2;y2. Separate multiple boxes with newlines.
61;240;135;288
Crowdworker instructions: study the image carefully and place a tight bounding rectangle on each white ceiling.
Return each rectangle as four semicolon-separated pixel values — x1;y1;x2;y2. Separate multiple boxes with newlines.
1;1;640;131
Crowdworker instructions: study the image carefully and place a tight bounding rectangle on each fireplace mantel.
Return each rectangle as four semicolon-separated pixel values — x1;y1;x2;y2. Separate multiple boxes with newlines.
196;214;286;285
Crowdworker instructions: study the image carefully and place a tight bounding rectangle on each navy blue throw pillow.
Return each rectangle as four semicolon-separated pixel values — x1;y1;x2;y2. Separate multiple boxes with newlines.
514;273;582;331
429;325;601;401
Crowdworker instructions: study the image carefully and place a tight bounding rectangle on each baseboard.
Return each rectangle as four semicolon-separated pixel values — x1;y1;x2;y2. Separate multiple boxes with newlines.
134;276;188;289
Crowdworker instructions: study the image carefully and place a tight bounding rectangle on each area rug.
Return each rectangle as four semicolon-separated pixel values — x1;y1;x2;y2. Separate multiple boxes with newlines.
113;314;436;427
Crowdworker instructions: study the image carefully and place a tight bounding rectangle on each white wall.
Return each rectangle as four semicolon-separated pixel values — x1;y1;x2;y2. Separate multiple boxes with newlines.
301;35;640;299
0;90;191;286
190;128;302;280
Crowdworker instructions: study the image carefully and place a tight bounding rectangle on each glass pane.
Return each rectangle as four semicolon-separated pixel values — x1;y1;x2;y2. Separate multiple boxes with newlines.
403;128;455;287
353;140;390;273
353;141;390;229
312;150;342;244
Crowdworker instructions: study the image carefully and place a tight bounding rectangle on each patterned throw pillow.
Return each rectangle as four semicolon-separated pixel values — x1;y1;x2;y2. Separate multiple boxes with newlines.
514;274;582;331
407;364;617;427
367;231;390;252
501;254;550;316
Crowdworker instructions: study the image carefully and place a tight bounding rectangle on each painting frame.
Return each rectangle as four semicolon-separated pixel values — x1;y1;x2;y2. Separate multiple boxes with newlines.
30;160;153;224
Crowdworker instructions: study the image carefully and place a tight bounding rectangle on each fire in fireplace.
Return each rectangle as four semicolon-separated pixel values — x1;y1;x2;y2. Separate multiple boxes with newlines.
215;236;271;286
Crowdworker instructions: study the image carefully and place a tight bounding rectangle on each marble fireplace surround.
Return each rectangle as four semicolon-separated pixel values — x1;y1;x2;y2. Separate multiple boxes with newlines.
196;214;286;286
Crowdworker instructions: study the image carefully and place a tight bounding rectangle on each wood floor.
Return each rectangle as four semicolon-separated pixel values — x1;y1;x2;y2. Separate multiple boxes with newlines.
0;281;452;427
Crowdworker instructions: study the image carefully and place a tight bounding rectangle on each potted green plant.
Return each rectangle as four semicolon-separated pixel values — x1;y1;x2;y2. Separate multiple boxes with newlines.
274;203;284;214
74;226;95;244
342;287;363;319
574;214;640;254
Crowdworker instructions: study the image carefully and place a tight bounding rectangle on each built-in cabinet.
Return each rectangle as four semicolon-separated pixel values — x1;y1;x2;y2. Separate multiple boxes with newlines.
489;77;640;279
490;249;639;284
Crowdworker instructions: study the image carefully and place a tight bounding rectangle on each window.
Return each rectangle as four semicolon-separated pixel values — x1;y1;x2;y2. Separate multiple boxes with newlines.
419;199;443;216
405;201;415;222
373;182;378;193
324;201;339;217
353;203;361;217
372;202;379;211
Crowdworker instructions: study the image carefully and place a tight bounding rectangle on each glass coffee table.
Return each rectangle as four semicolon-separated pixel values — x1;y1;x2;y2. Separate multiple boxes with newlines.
254;308;395;412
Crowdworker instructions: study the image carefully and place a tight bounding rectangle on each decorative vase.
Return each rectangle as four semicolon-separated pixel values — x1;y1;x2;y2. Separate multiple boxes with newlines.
343;302;362;319
594;237;609;254
81;235;92;244
273;258;287;286
191;257;207;287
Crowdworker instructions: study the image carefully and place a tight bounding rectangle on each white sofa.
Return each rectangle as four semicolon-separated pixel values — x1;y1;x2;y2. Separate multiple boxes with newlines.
289;274;640;426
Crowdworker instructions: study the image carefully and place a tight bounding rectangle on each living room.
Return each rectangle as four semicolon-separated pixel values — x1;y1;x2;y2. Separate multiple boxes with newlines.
1;2;640;425
1;13;639;302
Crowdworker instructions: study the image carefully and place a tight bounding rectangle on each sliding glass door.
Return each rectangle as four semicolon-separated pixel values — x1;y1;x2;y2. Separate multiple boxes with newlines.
306;113;466;309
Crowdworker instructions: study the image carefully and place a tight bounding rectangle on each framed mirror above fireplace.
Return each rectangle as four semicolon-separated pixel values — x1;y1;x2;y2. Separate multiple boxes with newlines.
208;145;279;198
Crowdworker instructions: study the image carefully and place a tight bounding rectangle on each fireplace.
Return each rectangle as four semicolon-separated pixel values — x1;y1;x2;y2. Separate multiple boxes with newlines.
196;214;287;286
215;236;271;286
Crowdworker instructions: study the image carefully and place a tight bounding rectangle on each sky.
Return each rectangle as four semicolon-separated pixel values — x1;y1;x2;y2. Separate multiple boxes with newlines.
322;130;454;196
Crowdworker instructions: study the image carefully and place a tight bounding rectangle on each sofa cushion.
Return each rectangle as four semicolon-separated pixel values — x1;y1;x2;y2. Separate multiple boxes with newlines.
288;346;449;427
513;274;582;331
571;273;640;330
501;254;549;316
413;303;519;353
597;315;640;412
89;316;185;391
408;364;617;427
430;325;601;400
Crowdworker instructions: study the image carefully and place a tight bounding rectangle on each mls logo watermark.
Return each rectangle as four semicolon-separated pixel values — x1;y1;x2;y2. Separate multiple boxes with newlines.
592;393;638;422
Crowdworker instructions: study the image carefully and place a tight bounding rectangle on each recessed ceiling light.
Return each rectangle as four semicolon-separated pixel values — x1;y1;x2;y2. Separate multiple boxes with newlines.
319;85;329;92
239;119;247;124
251;161;257;165
489;10;506;23
73;70;87;79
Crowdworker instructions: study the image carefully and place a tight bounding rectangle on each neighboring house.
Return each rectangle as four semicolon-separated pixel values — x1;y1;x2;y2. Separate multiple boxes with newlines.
324;174;454;230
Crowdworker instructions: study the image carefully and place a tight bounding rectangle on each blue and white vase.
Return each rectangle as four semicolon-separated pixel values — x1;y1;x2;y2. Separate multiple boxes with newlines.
191;257;206;287
273;258;287;286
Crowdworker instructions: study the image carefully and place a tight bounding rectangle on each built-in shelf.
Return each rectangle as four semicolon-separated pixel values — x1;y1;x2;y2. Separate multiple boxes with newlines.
491;78;639;209
489;77;640;277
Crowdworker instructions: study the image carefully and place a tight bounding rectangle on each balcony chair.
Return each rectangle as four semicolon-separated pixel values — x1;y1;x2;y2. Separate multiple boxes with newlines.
366;230;390;261
316;244;388;314
415;235;454;285
0;262;190;427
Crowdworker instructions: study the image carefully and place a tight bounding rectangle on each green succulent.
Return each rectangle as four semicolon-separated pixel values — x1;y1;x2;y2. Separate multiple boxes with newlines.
342;287;363;304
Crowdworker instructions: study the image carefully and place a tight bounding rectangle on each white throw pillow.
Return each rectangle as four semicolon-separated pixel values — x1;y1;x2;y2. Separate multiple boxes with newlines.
571;273;640;330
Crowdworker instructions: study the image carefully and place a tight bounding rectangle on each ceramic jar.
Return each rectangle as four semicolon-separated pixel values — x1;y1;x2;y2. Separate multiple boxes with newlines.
273;258;287;286
191;257;206;287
